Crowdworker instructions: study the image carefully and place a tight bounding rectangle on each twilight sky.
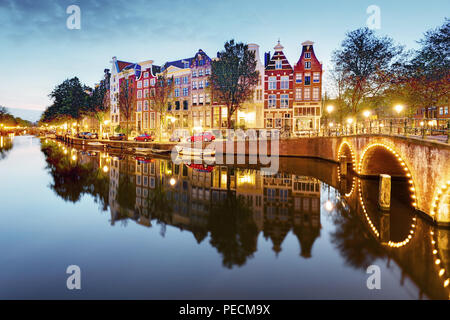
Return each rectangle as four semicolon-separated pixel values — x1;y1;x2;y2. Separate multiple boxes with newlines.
0;0;448;120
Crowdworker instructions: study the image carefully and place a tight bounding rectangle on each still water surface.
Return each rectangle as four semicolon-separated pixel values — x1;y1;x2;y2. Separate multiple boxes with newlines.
0;136;449;299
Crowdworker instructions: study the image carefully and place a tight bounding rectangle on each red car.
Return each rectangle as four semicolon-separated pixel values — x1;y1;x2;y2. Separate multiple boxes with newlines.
188;132;215;142
187;163;214;172
134;133;155;142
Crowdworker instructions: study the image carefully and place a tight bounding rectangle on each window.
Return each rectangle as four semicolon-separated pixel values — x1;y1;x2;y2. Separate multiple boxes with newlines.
199;69;203;77
268;76;277;90
275;60;282;69
150;113;155;129
295;88;301;100
193;95;198;105
205;68;211;75
205;79;209;87
305;52;311;59
199;94;204;105
183;100;188;110
184;62;189;68
304;74;311;85
144;79;149;87
174;88;180;97
445;107;449;115
175;78;180;85
206;94;211;104
144;100;149;111
199;80;204;89
137;81;142;89
206;111;211;127
295;73;302;83
192;71;197;77
175;101;180;110
183;87;189;96
143;113;148;129
305;61;311;69
144;89;149;98
280;76;289;89
268;95;276;108
137;90;142;98
275;118;282;128
144;72;149;78
192;81;197;89
137;101;142;111
440;107;443;115
266;117;273;128
183;76;188;84
313;87;319;101
280;94;289;108
313;72;320;83
304;88;310;100
150;79;155;86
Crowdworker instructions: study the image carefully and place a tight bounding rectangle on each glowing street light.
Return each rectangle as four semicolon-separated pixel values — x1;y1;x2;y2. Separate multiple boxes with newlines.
326;105;334;114
346;117;354;125
363;110;371;118
394;104;404;114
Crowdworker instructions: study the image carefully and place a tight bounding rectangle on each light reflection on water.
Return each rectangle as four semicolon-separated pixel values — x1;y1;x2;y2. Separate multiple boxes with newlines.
0;136;448;300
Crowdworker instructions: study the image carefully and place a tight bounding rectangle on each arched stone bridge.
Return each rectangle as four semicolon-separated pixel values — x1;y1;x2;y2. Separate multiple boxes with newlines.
222;134;450;225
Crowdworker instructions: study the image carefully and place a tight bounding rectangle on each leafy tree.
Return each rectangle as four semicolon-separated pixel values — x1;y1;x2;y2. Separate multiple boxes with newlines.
331;28;403;117
147;71;174;141
395;19;450;117
41;77;90;131
118;74;135;138
87;69;111;138
209;40;259;129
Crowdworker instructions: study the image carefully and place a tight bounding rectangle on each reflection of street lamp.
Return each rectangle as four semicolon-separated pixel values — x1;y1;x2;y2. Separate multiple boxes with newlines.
169;177;176;186
325;200;333;212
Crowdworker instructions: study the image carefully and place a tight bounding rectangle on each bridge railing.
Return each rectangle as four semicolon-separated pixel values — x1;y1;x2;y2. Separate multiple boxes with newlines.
294;118;450;144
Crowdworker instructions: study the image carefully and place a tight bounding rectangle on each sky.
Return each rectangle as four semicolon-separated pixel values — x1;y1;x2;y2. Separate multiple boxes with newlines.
0;0;448;121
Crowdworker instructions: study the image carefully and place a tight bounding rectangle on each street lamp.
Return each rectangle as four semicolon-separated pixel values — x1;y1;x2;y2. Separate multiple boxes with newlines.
394;104;404;114
326;105;334;114
363;110;371;133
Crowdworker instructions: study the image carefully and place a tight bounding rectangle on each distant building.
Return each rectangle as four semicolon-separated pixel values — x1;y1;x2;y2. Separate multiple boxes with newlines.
293;41;323;132
190;49;212;132
264;41;294;131
237;43;265;129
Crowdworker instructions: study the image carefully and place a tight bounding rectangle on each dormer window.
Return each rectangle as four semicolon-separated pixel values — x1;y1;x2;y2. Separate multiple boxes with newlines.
275;60;282;69
305;53;311;59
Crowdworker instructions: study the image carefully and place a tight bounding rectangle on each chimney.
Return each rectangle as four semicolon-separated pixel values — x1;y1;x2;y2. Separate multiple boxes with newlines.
264;52;271;67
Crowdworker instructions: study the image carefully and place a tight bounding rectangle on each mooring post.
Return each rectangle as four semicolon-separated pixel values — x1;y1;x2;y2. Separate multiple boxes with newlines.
379;174;391;211
340;155;347;176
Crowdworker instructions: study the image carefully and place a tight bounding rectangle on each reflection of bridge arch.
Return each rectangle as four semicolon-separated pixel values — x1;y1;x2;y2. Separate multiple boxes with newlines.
429;229;450;293
357;179;417;248
358;143;418;209
337;141;356;171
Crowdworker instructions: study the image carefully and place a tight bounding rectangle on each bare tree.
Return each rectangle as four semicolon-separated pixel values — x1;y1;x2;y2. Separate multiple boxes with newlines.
118;75;135;138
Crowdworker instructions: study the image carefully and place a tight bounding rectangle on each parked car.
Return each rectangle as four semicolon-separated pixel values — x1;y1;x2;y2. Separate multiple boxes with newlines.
85;132;98;139
109;133;127;141
134;133;155;142
187;132;215;142
169;129;190;142
77;132;90;139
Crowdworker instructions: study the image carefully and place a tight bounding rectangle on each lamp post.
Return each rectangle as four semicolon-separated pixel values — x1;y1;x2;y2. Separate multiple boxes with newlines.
326;105;334;136
363;110;371;134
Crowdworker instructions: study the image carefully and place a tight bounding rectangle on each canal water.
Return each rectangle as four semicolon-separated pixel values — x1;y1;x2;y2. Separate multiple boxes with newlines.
0;136;448;299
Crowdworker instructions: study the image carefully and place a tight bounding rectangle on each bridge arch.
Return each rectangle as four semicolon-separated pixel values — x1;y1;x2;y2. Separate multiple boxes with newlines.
431;182;450;223
358;143;418;209
337;141;356;171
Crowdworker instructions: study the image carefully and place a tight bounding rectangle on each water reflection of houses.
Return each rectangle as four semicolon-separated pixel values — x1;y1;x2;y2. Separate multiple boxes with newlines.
108;156;322;259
